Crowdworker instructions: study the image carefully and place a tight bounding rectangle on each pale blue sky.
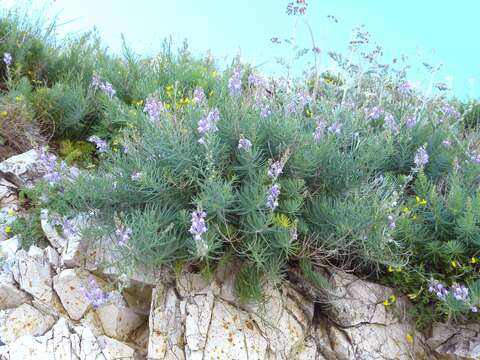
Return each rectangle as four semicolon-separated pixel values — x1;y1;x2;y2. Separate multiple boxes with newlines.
4;0;480;99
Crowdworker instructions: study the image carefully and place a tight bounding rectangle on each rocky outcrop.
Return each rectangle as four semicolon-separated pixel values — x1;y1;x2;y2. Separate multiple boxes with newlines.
1;150;480;359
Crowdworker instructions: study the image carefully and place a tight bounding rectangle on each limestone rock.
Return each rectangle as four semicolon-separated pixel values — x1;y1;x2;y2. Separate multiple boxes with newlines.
0;149;46;186
427;322;480;359
96;298;145;341
148;284;185;360
0;272;29;310
0;303;55;344
0;317;136;360
52;268;94;320
11;246;56;305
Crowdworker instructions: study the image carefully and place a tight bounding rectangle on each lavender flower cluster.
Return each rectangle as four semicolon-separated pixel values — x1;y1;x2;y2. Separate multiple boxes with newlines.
286;91;311;114
414;146;429;168
286;0;308;15
313;118;327;142
143;96;164;122
91;75;116;97
228;67;243;97
3;53;12;66
238;137;252;151
115;226;132;246
267;184;281;210
193;87;206;105
428;281;478;313
189;209;209;257
80;277;112;310
87;135;108;153
267;161;284;178
198;108;220;144
404;115;417;128
364;106;384;120
441;104;460;118
39;147;61;185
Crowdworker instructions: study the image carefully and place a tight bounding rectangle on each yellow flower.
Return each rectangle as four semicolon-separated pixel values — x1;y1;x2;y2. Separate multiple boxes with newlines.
5;226;12;234
209;90;215;97
415;196;427;205
471;257;478;264
387;265;395;273
383;299;390;306
389;295;397;303
451;260;458;268
305;108;312;118
0;111;8;117
7;208;15;216
406;334;414;344
15;95;23;102
401;207;410;214
210;70;218;78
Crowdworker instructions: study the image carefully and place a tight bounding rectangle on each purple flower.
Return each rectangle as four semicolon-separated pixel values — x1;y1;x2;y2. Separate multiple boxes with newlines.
471;151;480;164
248;74;265;88
296;91;311;107
228;67;243;97
63;219;78;237
87;135;108;153
3;53;12;66
266;183;281;210
193;87;206;105
414;146;429;168
472;306;478;313
441;104;460;118
442;139;451;147
39;147;61;185
189;209;207;242
198;108;220;144
428;282;449;300
313;119;327;142
144;96;164;122
115;226;132;247
404;115;417;128
398;81;412;95
452;283;469;302
286;0;308;15
80;277;111;310
260;103;272;119
383;112;398;132
130;172;142;181
364;106;384;120
387;215;396;229
267;161;283;178
91;75;116;97
328;122;342;134
238;137;252;151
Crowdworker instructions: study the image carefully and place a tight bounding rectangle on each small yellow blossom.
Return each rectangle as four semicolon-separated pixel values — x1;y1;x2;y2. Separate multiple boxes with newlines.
7;208;15;216
209;90;215;97
387;265;395;273
305;108;312;118
210;70;218;78
451;260;458;268
401;207;410;214
5;226;12;234
415;196;427;205
389;295;397;303
383;299;390;306
15;95;23;102
471;257;478;264
0;111;8;117
406;334;414;344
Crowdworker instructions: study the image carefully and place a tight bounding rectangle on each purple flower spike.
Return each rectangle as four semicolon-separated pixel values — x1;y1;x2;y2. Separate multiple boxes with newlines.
414;146;429;168
238;137;252;151
267;161;284;178
144;96;164;122
266;183;281;210
88;135;108;153
228;67;243;97
3;53;12;66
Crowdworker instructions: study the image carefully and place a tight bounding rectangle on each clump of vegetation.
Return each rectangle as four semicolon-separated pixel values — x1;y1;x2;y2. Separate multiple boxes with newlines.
2;1;480;329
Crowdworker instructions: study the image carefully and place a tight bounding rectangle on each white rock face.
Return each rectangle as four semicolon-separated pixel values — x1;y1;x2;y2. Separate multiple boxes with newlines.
427;322;480;359
0;272;29;310
52;268;94;320
96;300;145;341
0;318;137;360
0;303;55;344
11;246;56;306
0;149;46;185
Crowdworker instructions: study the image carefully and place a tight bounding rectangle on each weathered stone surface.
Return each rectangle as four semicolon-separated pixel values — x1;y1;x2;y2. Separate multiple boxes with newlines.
52;268;96;320
0;272;29;310
96;298;145;341
0;317;136;360
43;246;60;270
0;303;55;344
427;322;480;359
0;149;46;185
11;245;56;305
40;209;67;250
0;236;19;262
148;284;185;360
